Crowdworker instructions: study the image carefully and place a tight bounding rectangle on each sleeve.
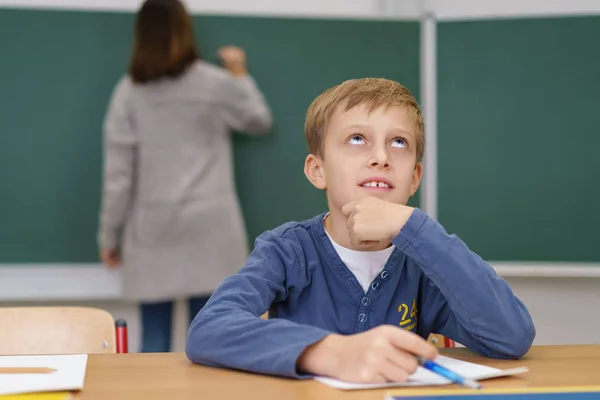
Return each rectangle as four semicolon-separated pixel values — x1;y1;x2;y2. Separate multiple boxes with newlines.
391;208;536;359
97;78;137;251
217;74;272;135
185;230;331;378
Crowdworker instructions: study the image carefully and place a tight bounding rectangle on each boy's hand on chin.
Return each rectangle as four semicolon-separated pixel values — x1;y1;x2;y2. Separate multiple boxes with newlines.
341;197;414;249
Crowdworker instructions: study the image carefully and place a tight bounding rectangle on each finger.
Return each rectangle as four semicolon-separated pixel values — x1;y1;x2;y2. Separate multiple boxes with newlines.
109;257;119;266
217;49;229;60
379;359;410;383
347;232;365;248
108;256;120;268
386;347;420;375
341;200;358;217
357;369;388;384
348;222;376;246
389;329;439;360
358;240;378;249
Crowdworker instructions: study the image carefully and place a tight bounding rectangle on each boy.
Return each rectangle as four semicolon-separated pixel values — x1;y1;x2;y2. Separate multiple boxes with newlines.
185;78;535;383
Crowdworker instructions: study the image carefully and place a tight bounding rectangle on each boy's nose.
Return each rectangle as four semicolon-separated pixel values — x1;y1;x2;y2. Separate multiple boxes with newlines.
369;149;390;168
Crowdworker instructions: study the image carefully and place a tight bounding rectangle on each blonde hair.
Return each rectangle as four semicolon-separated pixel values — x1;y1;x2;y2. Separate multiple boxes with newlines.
304;77;425;163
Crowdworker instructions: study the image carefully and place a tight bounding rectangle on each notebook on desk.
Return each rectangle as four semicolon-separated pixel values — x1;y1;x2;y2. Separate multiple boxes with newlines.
0;354;87;396
384;386;600;400
315;355;528;390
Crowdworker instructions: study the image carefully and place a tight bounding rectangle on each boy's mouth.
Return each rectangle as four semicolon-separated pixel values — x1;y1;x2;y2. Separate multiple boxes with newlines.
359;178;394;190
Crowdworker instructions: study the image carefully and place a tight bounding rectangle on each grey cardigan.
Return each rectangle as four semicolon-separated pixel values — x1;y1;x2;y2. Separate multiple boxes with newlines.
98;60;272;302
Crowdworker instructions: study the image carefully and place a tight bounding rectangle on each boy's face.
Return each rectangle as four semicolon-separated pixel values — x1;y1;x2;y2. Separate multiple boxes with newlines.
304;103;422;213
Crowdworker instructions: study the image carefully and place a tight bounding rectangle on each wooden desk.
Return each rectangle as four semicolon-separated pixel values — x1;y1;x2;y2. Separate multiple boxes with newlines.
75;345;600;400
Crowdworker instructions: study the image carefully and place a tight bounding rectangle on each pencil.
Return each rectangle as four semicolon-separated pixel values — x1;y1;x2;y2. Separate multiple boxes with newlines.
0;367;57;374
416;357;482;389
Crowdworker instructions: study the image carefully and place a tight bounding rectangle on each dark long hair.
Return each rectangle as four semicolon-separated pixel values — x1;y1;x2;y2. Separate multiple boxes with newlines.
128;0;200;83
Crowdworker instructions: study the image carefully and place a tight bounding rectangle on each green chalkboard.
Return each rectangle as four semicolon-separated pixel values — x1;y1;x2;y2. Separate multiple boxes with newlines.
437;16;600;262
0;9;420;263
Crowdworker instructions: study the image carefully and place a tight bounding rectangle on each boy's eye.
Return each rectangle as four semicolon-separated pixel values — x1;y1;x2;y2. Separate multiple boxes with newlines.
348;135;365;145
392;138;407;148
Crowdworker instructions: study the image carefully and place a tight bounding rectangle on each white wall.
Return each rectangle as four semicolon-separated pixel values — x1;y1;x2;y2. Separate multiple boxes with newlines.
2;0;600;19
427;0;600;20
505;277;600;346
0;0;421;19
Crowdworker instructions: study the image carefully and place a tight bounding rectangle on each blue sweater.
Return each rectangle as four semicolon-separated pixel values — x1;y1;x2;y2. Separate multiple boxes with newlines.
185;208;535;378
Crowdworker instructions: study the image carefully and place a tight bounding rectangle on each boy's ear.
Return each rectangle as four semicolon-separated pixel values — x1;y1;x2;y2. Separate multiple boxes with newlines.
304;154;327;190
410;162;423;196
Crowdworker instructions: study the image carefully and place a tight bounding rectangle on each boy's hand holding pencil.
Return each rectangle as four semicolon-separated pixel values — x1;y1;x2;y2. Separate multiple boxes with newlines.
297;325;438;383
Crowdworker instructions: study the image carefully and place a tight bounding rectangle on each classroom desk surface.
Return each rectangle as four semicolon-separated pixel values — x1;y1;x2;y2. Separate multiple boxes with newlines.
74;345;600;400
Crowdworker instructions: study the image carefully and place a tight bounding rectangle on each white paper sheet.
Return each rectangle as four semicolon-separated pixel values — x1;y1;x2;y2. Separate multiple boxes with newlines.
0;354;88;395
314;355;529;390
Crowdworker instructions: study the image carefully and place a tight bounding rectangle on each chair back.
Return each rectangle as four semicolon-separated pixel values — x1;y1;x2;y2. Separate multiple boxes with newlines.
0;306;118;355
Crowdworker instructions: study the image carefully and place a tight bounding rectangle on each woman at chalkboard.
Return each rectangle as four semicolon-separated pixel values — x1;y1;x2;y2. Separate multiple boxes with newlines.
97;0;272;352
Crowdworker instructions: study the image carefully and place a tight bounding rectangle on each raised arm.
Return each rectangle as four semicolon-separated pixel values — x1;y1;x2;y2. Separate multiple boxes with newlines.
216;45;272;134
